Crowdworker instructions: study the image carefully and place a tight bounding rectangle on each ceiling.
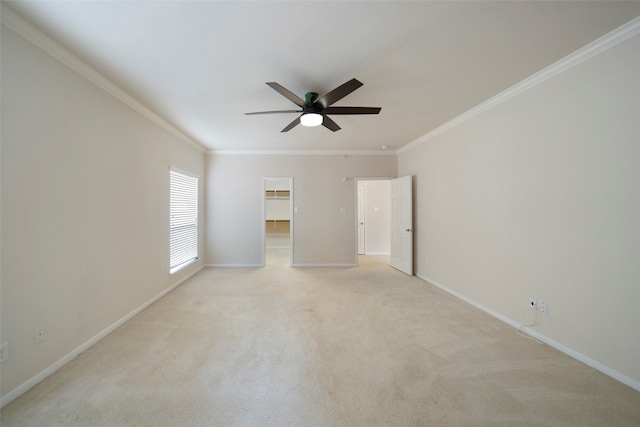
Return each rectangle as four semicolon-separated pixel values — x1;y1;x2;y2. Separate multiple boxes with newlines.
4;1;639;153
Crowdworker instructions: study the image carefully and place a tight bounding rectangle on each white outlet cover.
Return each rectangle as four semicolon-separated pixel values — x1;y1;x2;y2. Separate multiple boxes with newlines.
539;301;548;314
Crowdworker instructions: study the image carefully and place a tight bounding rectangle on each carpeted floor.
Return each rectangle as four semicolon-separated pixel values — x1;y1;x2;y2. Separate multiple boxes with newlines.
2;252;639;426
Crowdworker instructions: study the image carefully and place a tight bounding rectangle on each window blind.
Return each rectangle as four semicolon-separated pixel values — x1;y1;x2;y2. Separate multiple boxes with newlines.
170;170;198;272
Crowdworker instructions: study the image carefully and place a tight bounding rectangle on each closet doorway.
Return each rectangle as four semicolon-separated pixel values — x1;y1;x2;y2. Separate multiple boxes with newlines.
356;179;391;263
262;177;293;266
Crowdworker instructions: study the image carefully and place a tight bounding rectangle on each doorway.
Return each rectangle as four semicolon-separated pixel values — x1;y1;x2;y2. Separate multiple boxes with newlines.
356;179;391;260
356;176;413;275
262;177;293;266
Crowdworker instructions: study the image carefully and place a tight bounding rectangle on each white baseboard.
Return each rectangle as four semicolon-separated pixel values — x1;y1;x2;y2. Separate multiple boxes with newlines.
292;263;357;267
206;263;356;268
204;263;263;268
417;274;520;329
0;265;204;408
417;274;640;392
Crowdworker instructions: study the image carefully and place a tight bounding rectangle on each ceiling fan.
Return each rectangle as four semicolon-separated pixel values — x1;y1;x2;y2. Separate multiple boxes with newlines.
245;78;381;132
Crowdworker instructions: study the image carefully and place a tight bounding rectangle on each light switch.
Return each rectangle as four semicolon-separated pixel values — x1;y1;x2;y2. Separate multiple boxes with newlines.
340;207;347;213
294;207;299;213
373;207;379;212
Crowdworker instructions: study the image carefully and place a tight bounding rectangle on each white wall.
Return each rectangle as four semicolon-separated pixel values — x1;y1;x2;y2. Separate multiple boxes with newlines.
0;24;205;400
205;154;396;266
358;180;391;254
398;29;640;387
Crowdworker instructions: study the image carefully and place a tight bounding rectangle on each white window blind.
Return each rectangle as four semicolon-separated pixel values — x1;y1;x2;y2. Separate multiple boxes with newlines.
170;169;198;273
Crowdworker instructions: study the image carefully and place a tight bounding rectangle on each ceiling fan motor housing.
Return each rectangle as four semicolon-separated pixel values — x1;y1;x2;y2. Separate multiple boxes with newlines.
304;92;322;114
303;104;323;115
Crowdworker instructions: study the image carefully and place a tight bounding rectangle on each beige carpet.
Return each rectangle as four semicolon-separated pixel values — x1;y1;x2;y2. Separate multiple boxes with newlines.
2;252;639;426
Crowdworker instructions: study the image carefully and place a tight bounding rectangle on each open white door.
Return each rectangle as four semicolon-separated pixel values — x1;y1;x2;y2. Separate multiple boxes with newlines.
390;175;413;275
357;184;366;255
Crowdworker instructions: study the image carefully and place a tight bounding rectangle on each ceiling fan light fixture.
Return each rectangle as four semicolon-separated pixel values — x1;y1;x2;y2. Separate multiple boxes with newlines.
300;113;323;127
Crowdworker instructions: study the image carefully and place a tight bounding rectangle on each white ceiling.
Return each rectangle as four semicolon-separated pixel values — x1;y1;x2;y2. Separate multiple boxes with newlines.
5;1;640;153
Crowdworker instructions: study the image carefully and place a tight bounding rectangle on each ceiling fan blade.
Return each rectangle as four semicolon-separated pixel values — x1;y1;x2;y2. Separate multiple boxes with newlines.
245;110;302;115
266;82;305;107
322;115;341;132
324;106;381;115
317;78;363;108
281;116;301;132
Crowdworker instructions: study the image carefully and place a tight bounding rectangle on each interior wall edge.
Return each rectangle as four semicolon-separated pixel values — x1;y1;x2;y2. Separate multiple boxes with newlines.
0;265;205;408
398;16;640;155
418;274;640;393
0;4;206;154
207;150;398;156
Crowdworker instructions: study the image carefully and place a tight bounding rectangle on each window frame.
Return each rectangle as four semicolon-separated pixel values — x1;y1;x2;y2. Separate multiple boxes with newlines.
169;168;199;274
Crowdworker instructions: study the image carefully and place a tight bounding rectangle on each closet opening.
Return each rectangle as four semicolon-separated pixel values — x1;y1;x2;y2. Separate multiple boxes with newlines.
262;177;293;267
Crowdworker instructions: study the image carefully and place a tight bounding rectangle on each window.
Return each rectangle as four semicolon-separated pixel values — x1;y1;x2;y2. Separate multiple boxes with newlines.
170;169;198;273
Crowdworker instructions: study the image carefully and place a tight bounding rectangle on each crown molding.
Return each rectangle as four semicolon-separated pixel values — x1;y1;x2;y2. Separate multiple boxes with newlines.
398;16;640;154
207;149;397;156
1;4;206;154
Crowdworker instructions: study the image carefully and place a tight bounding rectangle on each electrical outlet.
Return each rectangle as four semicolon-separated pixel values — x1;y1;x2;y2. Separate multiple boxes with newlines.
529;298;537;308
34;327;45;344
0;342;8;363
539;301;548;314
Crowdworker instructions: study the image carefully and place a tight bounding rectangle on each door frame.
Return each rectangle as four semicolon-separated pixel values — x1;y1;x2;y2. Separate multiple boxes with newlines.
261;177;294;267
354;177;395;266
